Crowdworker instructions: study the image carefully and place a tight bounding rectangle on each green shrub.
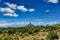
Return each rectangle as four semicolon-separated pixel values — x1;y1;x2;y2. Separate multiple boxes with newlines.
0;30;3;34
28;31;33;34
33;29;39;33
4;37;13;40
8;29;15;35
46;31;59;40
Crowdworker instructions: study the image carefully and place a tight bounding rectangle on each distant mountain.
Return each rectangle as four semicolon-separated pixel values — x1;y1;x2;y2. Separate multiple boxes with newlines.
26;23;34;27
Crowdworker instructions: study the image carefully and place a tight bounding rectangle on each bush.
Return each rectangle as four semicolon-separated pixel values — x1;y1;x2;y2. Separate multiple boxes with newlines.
46;31;59;40
28;31;33;34
41;39;44;40
0;30;3;34
4;37;13;40
33;29;39;33
8;29;15;35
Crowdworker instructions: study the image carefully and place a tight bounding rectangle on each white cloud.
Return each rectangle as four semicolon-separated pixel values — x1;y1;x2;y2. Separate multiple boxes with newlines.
31;21;59;26
0;2;35;17
17;5;35;12
0;8;14;13
29;9;35;12
17;6;28;12
48;0;58;3
45;10;50;12
0;21;29;27
0;20;59;27
4;13;18;17
4;2;35;12
47;22;58;25
46;0;58;3
0;7;18;17
5;2;17;9
0;20;8;23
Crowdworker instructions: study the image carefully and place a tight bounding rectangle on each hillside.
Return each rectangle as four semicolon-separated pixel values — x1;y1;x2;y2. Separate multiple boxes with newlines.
0;24;60;40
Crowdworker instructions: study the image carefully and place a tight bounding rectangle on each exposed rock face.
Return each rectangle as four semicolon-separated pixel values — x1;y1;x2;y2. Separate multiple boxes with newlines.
26;23;34;27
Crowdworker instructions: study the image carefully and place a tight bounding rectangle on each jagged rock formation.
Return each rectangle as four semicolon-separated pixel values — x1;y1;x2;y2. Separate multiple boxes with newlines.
26;23;34;27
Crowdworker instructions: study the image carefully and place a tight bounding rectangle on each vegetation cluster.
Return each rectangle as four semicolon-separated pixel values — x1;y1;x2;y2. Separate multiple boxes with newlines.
0;24;60;40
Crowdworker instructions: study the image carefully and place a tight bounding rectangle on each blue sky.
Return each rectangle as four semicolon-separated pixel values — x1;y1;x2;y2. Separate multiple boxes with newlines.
0;0;60;27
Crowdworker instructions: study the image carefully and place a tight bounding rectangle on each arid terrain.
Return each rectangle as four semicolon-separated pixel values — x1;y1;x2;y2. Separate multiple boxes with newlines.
0;24;60;40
